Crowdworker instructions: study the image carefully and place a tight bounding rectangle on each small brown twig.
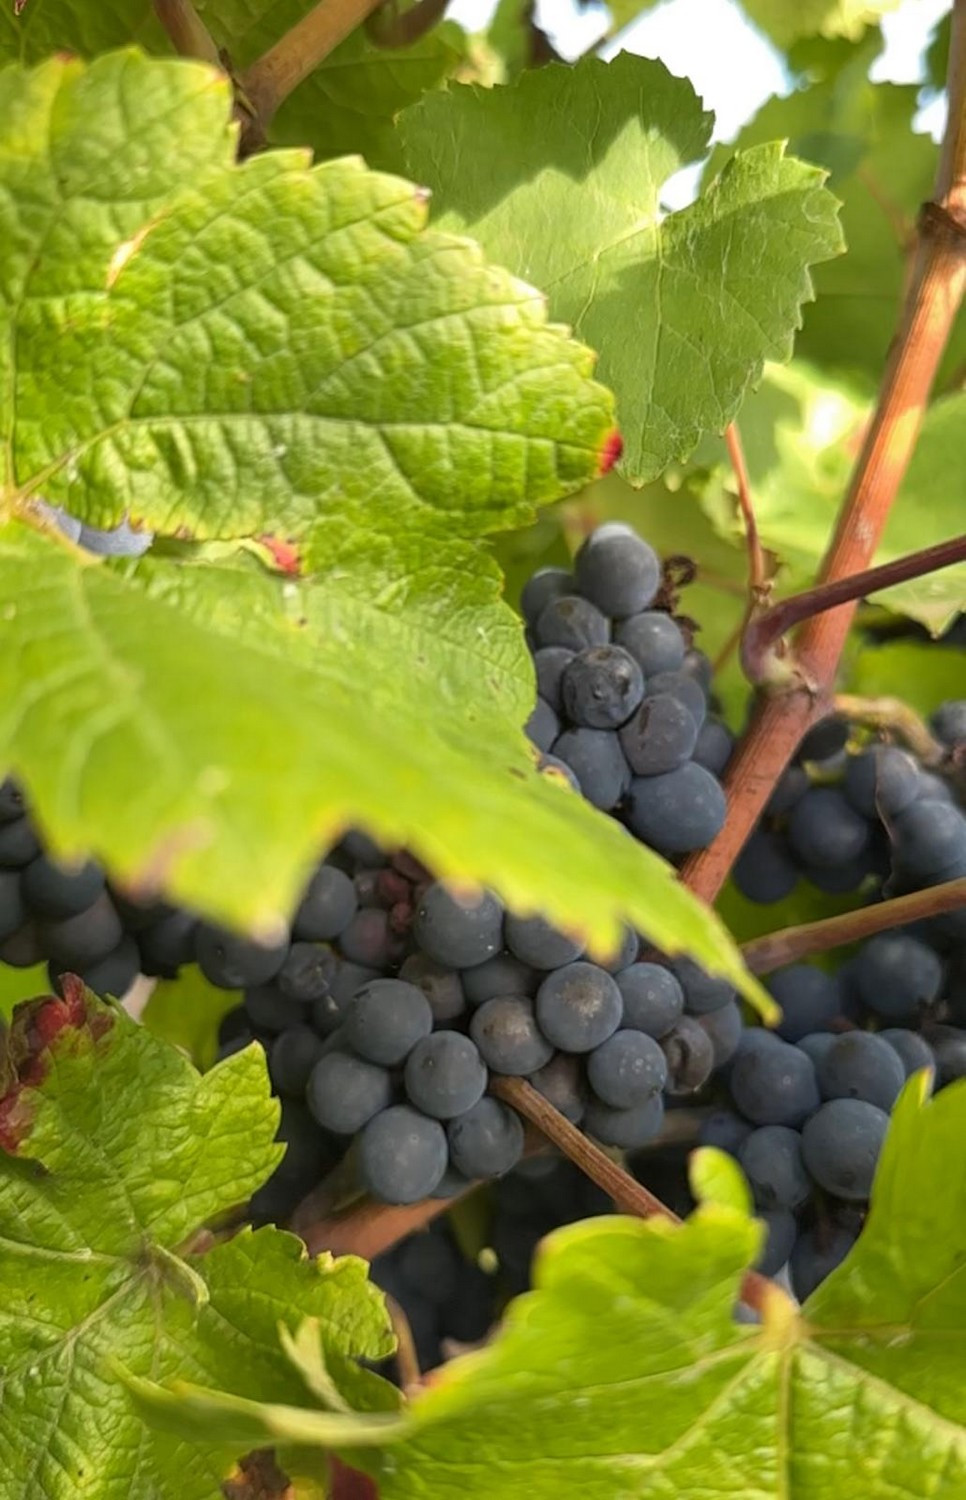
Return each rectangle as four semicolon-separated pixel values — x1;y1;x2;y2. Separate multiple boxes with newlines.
384;1294;423;1390
742;534;966;685
240;0;387;147
725;421;768;601
742;877;966;974
833;693;947;765
365;0;449;48
490;1077;775;1313
152;0;222;65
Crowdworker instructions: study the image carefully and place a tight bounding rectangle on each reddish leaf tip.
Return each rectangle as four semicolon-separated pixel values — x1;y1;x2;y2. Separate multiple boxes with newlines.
0;979;110;1154
599;429;623;475
257;535;303;576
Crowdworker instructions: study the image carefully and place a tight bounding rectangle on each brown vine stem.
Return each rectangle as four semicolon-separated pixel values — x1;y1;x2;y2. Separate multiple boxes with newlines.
491;1078;775;1313
683;0;966;903
365;0;448;48
239;0;387;146
833;693;947;764
152;0;222;65
742;877;966;974
742;533;966;684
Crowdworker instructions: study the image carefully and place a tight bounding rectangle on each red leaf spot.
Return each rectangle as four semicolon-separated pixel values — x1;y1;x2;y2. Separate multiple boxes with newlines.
598;429;623;475
258;535;302;576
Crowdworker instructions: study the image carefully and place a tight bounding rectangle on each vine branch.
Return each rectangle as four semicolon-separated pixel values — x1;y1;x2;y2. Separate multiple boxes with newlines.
682;0;966;902
742;877;966;974
152;0;222;65
724;420;768;600
742;534;966;684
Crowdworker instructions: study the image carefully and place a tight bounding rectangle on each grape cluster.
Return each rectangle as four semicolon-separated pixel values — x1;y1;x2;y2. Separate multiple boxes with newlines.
522;522;733;855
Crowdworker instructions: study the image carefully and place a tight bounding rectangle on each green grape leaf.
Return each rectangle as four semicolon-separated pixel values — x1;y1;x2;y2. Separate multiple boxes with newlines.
2;51;615;544
398;52;844;483
706;71;966;387
739;0;901;46
136;1075;966;1499
0;1;466;173
696;364;966;634
0;520;772;1011
141;965;241;1070
0;981;396;1500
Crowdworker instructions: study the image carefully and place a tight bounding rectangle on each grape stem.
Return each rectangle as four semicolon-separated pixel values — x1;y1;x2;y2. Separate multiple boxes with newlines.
741;534;966;686
832;693;947;764
724;420;769;603
742;876;966;975
152;0;222;65
683;0;966;901
490;1077;778;1314
239;0;389;149
384;1294;424;1391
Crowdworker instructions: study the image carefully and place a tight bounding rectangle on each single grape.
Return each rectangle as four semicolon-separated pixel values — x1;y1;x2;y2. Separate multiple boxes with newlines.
817;1031;907;1111
533;647;576;713
766;765;809;817
0;817;41;868
931;699;966;747
21;855;106;919
341;830;384;868
414;883;504;969
43;892;124;967
398;953;466;1024
339;907;407;968
574;522;661;617
698;1109;752;1156
329;960;381;1007
801;1098;889;1200
796;715;850;765
769;965;843;1042
879;1028;935;1077
618;693;699;776
1;921;42;967
293;863;358;941
469;996;553;1075
358;1105;448;1204
404;1031;488;1118
697;1000;743;1068
447;1098;525;1179
681;649;713;692
732;829;799;905
346;978;434;1065
273;1099;338;1186
891;799;966;881
851;933;944;1022
843;745;921;819
526;697;561;751
520;566;573;626
195;924;289;989
306;1049;392;1134
615;962;684;1037
244;983;310;1035
692;718;735;777
268;1025;326;1097
137;911;198;978
0;871;25;943
534;594;610;652
660;1015;715;1094
614;611;686;675
276;942;336;1003
789;1226;857;1302
738;1125;811;1210
668;958;736;1016
69;936;141;1000
625;763;726;854
729;1031;820;1126
802;857;873;895
925;1024;966;1086
583;1093;665;1148
787;788;871;869
756;1208;798;1277
552;727;630;810
587;1028;667;1108
535;962;623;1052
560;645;644;729
645;670;707;730
461;951;537;1007
529;1053;586;1122
505;912;584;969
